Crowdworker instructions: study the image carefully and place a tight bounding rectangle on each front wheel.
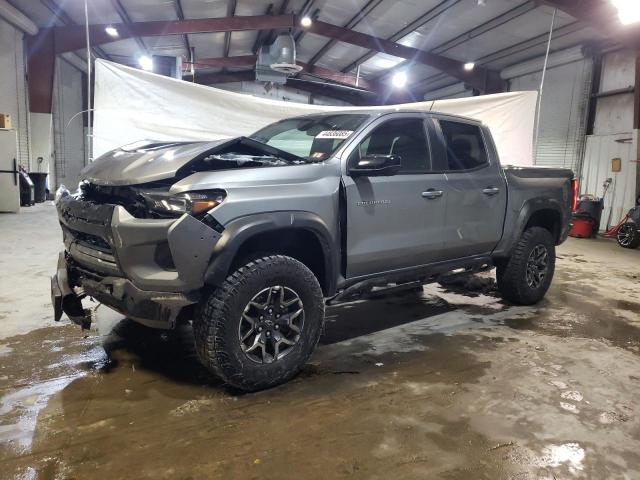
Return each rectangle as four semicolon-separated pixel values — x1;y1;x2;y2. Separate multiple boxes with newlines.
193;255;325;392
496;227;556;305
617;222;640;249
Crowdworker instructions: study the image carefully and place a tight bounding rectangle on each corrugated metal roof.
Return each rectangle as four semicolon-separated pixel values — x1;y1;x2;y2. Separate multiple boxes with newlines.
11;0;606;96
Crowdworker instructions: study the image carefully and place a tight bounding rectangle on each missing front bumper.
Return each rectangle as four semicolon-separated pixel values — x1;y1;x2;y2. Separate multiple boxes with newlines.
52;253;200;329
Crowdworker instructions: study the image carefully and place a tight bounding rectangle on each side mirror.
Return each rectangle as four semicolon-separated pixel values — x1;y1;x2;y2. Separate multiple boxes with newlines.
349;154;401;177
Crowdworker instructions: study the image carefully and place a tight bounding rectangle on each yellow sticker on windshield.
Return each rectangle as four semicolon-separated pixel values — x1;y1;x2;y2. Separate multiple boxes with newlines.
316;130;353;139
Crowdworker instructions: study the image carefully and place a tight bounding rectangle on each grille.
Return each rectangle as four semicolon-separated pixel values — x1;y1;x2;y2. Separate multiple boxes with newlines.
71;229;112;253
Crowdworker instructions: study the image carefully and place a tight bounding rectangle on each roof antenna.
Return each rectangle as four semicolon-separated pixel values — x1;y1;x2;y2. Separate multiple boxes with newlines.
534;8;557;163
83;0;92;164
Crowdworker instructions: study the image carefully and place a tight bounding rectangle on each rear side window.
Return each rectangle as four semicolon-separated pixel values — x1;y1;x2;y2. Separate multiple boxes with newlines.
439;120;488;171
353;118;430;173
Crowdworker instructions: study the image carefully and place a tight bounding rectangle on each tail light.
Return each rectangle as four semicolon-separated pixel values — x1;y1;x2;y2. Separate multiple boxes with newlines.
570;178;579;212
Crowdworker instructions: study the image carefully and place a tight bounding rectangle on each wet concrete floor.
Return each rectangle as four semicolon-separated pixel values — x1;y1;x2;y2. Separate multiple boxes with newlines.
1;210;640;479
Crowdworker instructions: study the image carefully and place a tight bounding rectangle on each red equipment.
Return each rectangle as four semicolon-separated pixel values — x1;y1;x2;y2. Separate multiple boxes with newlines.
569;217;596;238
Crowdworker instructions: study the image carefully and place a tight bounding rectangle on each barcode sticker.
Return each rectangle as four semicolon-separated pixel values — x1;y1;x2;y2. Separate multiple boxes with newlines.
316;130;354;139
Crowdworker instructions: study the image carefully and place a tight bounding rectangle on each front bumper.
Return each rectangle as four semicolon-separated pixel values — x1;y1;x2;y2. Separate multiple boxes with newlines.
52;195;221;328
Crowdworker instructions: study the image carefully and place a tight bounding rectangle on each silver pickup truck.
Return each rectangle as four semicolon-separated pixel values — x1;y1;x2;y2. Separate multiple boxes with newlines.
52;110;574;391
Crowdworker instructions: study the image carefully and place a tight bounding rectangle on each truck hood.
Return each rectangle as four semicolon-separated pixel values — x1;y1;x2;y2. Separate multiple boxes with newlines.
81;138;302;186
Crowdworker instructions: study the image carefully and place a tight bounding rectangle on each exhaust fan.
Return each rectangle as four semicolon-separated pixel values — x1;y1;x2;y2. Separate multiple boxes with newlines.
256;33;302;84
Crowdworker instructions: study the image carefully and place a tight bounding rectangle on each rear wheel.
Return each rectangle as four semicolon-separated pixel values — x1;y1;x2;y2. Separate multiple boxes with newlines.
496;227;555;305
193;255;325;392
617;222;640;249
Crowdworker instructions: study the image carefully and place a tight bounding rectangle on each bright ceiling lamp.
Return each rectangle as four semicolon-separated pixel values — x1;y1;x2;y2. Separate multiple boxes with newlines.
105;25;118;37
464;62;475;71
612;0;640;25
300;16;313;27
138;55;153;71
392;71;407;88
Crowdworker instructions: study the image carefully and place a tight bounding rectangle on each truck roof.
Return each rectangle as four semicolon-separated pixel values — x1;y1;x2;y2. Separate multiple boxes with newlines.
293;108;483;125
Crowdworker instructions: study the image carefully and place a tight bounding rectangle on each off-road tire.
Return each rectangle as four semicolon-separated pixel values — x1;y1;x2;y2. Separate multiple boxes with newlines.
617;222;640;249
193;255;325;391
496;227;555;305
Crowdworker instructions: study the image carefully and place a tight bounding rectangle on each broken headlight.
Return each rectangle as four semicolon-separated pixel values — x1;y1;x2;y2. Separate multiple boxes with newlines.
139;190;226;219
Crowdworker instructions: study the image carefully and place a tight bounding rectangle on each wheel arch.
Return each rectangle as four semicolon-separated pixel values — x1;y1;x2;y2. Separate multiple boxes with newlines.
493;198;567;259
203;212;338;296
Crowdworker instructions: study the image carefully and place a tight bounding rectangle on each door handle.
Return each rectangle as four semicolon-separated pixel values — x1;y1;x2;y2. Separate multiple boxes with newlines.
422;189;443;199
482;187;500;196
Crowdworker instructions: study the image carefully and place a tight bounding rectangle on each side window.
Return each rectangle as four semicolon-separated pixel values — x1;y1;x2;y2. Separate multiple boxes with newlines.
352;118;430;173
438;120;488;171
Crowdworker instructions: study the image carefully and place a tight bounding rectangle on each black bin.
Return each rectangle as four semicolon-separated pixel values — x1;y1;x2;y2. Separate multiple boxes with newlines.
29;172;48;203
19;170;34;206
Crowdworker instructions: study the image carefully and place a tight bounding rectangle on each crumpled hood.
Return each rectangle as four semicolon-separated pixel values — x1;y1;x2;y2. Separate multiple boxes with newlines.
81;139;233;186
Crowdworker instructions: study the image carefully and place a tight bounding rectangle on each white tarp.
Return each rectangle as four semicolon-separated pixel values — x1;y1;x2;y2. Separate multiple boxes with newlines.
93;59;538;166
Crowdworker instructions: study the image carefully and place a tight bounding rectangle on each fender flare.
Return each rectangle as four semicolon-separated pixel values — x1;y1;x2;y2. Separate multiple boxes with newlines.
493;197;567;258
203;211;338;295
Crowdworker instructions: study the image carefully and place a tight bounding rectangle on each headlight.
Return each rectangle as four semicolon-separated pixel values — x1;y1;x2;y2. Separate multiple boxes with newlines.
140;190;226;218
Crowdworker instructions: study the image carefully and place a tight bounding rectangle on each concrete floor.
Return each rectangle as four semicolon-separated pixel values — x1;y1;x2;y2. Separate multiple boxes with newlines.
1;203;640;479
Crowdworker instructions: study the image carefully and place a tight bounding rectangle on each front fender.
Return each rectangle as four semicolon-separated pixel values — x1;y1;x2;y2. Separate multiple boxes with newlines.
203;211;338;295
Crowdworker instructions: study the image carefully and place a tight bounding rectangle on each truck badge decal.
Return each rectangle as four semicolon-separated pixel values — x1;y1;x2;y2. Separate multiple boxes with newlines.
356;200;391;206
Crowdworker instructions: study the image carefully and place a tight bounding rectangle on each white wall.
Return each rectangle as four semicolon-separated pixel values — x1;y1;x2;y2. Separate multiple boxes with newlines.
0;17;30;169
581;49;638;227
216;81;352;106
52;58;86;189
593;50;635;136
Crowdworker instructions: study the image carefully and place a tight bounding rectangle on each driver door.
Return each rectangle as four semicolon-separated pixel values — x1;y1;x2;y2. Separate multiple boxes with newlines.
343;115;448;278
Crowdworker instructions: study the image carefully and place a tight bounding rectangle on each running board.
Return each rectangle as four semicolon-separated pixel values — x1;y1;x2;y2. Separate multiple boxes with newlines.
328;255;493;305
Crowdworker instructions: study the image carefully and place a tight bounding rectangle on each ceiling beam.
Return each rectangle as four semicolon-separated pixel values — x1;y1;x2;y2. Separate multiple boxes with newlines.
303;19;505;92
372;1;538;82
50;13;503;91
186;55;380;92
538;0;640;49
108;0;149;55
223;0;237;58
251;3;275;54
306;0;384;67
414;20;586;92
39;0;110;60
297;62;378;91
191;55;257;68
191;70;372;105
53;14;297;53
173;0;191;57
192;70;256;85
293;0;320;44
340;0;463;74
258;0;290;53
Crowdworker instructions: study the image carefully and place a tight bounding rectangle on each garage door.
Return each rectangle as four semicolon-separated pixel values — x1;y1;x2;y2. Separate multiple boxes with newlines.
509;59;592;172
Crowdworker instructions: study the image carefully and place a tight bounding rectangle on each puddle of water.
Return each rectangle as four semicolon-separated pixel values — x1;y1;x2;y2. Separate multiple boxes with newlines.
1;257;640;478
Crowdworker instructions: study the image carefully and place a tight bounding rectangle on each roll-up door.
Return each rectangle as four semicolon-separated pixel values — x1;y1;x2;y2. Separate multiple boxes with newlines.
509;58;592;171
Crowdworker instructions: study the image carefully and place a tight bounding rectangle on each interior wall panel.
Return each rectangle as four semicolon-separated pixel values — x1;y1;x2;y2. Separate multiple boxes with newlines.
581;134;636;230
0;18;31;170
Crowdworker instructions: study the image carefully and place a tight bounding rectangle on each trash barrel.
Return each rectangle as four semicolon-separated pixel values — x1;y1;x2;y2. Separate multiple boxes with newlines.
29;172;48;203
19;170;34;206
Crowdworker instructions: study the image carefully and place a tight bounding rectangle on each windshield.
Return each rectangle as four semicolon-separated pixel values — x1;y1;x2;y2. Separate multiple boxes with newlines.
249;114;369;162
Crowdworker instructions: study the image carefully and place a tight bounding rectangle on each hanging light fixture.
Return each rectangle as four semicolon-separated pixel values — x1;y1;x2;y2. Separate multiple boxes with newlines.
392;71;407;88
611;0;640;25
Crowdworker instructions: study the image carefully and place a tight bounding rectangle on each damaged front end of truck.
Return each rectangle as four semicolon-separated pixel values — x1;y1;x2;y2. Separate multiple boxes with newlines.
51;137;304;329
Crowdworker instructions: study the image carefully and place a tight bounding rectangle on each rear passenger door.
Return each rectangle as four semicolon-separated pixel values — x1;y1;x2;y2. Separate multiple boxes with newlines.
430;118;507;259
343;115;448;278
